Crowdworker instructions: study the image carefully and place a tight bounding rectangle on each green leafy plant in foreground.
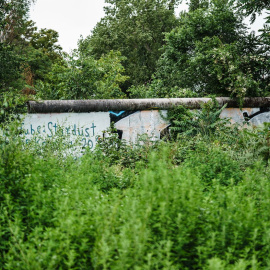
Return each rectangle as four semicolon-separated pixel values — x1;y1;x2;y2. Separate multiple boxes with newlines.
167;100;229;140
244;122;270;165
1;115;270;269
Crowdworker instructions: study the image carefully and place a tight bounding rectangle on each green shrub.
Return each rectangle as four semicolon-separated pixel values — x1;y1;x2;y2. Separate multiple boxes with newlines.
184;141;243;187
166;100;230;141
1;119;270;269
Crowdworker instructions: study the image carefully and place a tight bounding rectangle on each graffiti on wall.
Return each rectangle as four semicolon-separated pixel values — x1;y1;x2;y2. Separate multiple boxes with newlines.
109;110;169;144
109;107;270;144
220;107;270;126
21;110;169;148
21;107;270;149
21;112;110;149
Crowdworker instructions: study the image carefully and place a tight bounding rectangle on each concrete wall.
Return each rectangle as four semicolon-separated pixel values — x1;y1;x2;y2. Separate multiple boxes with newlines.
21;112;110;149
21;106;270;149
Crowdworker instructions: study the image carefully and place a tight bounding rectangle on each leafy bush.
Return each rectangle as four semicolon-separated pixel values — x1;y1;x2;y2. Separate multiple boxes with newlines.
1;118;270;269
95;126;159;169
166;100;230;140
184;141;243;187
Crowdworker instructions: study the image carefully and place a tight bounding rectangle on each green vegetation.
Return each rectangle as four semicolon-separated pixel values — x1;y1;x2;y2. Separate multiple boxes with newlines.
149;2;266;98
1;0;270;268
1;105;270;269
1;0;269;105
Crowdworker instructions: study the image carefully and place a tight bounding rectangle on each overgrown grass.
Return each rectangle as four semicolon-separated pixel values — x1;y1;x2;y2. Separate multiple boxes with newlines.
1;114;270;269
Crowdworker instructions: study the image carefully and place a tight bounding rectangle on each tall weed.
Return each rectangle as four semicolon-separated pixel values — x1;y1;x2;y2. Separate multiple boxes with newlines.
1;116;270;269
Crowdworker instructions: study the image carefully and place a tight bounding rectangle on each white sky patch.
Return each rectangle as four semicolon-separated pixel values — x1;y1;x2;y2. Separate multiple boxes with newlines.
30;0;105;53
30;0;267;53
244;12;268;34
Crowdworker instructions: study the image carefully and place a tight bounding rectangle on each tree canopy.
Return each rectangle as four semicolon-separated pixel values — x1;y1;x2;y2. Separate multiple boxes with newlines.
127;0;269;99
146;1;269;98
79;0;181;89
0;0;269;108
236;0;270;23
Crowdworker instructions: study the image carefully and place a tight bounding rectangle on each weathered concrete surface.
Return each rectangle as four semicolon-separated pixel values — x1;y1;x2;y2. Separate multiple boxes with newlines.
23;98;270;150
249;112;270;126
21;112;110;149
114;110;169;144
27;97;270;113
21;106;270;150
220;108;260;123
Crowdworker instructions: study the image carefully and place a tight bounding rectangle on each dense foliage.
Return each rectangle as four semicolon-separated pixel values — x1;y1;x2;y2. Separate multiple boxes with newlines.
1;0;269;103
79;0;180;89
128;0;270;99
1;1;270;267
150;2;267;98
1;106;270;269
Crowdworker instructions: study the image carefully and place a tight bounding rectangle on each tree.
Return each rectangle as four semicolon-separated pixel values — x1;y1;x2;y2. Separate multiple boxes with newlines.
235;0;270;88
30;28;62;57
36;50;128;100
64;50;128;99
0;1;44;89
25;26;64;83
0;0;36;123
0;0;35;44
79;0;181;90
0;1;67;122
0;0;34;90
235;0;270;23
189;0;208;11
147;0;269;99
0;42;21;90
